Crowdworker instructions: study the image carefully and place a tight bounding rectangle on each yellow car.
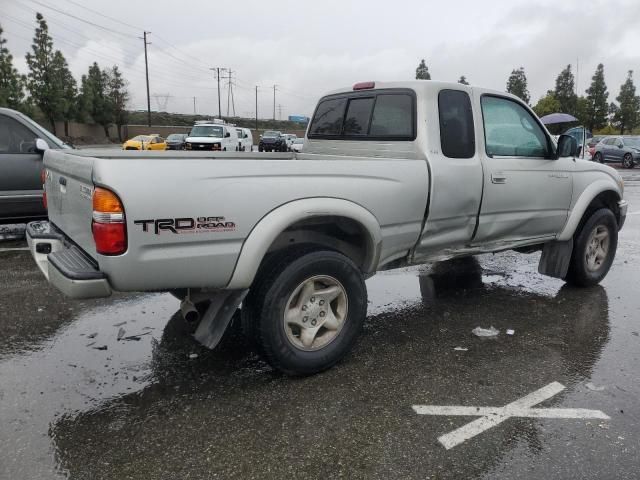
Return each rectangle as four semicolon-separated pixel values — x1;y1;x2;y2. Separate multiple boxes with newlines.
122;134;167;150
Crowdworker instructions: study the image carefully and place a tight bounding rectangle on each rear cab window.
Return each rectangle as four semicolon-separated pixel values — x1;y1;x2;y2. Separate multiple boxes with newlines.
307;89;416;140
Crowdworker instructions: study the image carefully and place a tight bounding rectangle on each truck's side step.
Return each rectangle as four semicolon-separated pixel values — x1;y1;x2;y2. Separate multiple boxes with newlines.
48;246;105;281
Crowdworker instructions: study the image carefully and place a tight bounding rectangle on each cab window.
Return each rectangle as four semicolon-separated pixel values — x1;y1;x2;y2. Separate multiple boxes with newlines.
0;115;38;154
481;95;549;158
438;89;475;158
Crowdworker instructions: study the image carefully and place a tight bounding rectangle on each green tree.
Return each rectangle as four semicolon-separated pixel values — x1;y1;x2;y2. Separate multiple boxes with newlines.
554;64;577;115
0;25;28;111
611;70;640;134
584;63;609;131
81;62;114;137
458;75;469;85
25;13;66;134
415;59;431;80
532;91;561;118
506;67;530;104
108;65;129;141
575;96;590;126
51;50;77;137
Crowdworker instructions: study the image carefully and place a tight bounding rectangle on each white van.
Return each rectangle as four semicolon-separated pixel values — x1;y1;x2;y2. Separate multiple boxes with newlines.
236;128;253;152
185;120;239;151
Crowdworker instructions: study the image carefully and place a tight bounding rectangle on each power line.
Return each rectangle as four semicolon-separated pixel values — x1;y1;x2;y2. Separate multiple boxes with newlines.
59;0;139;32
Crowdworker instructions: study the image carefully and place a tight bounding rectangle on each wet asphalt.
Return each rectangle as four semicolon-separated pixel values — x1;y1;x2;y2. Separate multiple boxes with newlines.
1;170;640;479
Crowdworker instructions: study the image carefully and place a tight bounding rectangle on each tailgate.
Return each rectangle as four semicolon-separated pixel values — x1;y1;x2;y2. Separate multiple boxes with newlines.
44;150;97;258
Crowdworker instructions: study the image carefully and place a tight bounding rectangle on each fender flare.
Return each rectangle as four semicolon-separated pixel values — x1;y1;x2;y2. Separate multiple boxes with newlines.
225;198;382;289
557;180;621;241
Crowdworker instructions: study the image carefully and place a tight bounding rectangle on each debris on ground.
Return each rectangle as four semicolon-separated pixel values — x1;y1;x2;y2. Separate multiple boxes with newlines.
117;327;126;340
453;347;469;351
472;326;499;337
586;382;606;391
113;321;127;327
86;332;98;339
189;353;199;359
506;329;515;336
85;342;95;347
122;331;151;341
93;345;108;351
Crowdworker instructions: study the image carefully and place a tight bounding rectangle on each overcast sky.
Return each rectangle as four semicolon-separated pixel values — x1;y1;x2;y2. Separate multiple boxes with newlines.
2;0;639;119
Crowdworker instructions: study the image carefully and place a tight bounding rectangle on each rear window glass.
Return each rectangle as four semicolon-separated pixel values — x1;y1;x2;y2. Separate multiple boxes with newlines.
438;89;475;158
308;98;347;136
369;94;413;137
343;97;374;136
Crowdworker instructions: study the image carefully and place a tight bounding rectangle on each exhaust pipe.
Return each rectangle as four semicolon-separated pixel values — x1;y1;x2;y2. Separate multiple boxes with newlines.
180;299;200;324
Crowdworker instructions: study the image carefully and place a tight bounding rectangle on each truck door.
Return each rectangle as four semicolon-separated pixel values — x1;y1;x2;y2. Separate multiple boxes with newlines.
472;94;573;244
414;88;484;258
0;114;46;220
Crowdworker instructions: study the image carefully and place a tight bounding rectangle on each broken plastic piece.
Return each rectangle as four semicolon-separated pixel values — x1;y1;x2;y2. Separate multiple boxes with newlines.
506;329;515;336
453;347;469;351
117;327;126;340
189;353;199;359
586;382;606;391
472;326;499;337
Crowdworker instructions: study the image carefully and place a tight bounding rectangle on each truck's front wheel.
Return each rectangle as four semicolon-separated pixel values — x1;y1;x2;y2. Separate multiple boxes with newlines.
565;208;618;287
243;250;367;375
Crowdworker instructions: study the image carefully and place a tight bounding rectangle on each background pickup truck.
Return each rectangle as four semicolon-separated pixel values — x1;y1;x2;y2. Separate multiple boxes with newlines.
0;107;69;224
28;80;627;375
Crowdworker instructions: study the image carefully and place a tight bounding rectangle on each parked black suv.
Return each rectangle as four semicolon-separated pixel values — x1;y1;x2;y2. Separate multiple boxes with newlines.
0;108;70;224
258;131;287;152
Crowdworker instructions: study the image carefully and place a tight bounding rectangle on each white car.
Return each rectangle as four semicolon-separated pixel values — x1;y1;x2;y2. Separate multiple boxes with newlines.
282;134;297;151
185;120;239;151
290;138;304;152
236;128;253;152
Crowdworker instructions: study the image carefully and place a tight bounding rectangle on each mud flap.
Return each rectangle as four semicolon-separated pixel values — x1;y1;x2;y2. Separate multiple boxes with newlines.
193;289;248;349
538;240;573;279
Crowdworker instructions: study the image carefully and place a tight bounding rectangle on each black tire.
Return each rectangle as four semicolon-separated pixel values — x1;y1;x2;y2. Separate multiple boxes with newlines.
593;152;603;163
565;208;618;287
258;146;263;152
622;153;635;169
242;249;367;375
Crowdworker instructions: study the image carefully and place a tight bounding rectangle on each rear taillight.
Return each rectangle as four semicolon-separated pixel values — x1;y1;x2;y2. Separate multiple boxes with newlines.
92;187;127;255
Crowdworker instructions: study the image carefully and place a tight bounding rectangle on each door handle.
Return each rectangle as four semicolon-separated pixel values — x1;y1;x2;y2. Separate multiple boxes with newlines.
491;173;506;184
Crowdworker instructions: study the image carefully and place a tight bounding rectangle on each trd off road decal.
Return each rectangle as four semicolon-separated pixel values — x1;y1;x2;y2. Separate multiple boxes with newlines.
134;217;236;234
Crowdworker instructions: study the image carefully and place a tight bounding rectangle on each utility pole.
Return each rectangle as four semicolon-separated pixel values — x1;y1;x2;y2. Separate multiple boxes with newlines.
210;67;227;119
255;86;259;131
272;84;278;120
142;31;151;127
226;69;234;117
193;96;196;115
277;104;283;120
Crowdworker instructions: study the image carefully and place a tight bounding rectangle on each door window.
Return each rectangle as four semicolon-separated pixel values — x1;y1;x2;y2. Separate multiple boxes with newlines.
481;96;549;158
438;89;475;158
308;97;347;136
0;115;38;154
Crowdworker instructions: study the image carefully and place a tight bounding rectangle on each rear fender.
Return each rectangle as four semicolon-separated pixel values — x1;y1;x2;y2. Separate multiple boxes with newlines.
225;198;382;289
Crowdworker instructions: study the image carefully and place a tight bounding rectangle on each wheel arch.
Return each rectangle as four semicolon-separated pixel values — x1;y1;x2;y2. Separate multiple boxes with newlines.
558;182;622;241
226;198;382;289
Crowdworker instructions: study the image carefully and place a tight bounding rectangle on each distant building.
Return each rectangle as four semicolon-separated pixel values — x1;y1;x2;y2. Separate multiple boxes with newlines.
288;115;310;123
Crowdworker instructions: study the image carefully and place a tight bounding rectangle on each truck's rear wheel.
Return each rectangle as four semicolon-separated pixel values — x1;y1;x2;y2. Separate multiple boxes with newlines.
565;208;618;287
243;250;367;375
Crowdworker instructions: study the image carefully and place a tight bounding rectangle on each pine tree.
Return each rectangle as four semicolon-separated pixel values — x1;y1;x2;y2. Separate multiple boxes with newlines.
81;62;114;137
506;67;530;104
554;65;577;115
458;75;469;85
612;70;640;134
0;25;27;111
25;13;66;134
585;63;609;131
108;66;129;141
51;50;77;137
532;91;561;118
415;59;431;80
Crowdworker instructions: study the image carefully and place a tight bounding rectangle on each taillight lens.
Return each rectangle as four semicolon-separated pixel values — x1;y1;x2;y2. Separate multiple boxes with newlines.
92;187;127;255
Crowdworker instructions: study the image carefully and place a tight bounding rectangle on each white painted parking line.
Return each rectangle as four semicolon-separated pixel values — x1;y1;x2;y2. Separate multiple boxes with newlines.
0;248;29;252
413;382;610;450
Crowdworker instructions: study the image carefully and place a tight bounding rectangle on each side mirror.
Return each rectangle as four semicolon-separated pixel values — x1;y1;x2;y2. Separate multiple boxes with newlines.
225;132;231;138
35;138;49;154
556;134;577;158
618;143;624;149
259;135;263;139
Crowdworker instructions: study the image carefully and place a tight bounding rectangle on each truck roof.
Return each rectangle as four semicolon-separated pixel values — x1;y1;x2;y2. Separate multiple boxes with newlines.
322;80;518;102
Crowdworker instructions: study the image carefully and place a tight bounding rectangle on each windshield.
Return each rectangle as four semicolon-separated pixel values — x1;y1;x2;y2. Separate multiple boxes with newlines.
263;130;281;137
625;137;640;148
132;135;153;142
190;125;224;137
293;139;304;144
167;134;185;141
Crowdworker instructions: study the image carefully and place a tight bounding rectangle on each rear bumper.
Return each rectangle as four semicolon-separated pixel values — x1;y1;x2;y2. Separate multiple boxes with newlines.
618;199;628;230
26;221;112;299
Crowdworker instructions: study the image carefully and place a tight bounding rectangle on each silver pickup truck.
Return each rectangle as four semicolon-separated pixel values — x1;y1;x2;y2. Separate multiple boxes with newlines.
27;80;627;375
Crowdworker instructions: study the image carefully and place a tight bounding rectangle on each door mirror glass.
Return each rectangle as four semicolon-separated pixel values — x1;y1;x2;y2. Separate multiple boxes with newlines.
35;138;49;153
556;134;577;158
225;132;231;138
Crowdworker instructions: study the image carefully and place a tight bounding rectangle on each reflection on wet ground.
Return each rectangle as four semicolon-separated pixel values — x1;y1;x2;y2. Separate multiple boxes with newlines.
1;170;640;479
